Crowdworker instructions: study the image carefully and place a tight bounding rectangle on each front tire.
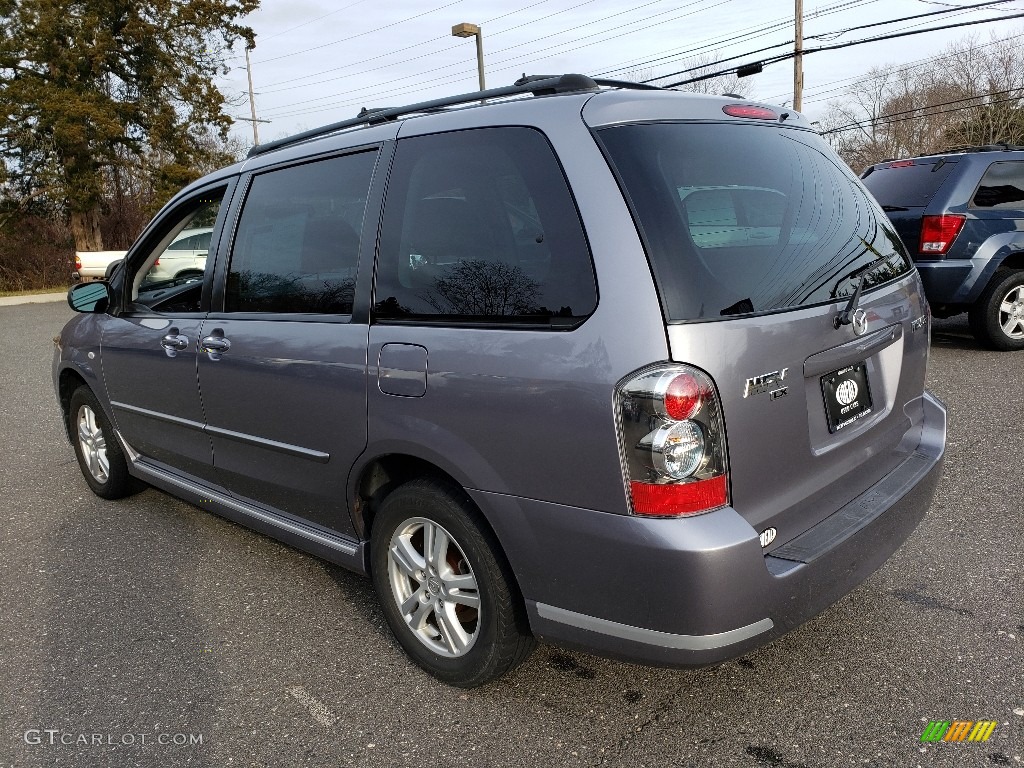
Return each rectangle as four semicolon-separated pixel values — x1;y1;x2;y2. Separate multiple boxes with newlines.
370;478;535;687
69;386;142;499
969;269;1024;351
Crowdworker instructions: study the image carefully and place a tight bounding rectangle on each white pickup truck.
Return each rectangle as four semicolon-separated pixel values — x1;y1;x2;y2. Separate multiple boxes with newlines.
72;226;212;283
73;250;127;282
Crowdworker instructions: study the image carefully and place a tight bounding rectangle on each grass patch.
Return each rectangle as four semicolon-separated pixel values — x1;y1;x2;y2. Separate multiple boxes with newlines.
0;285;69;298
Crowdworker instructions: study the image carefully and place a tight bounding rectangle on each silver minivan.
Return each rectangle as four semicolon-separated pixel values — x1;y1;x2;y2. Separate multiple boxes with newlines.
55;75;946;687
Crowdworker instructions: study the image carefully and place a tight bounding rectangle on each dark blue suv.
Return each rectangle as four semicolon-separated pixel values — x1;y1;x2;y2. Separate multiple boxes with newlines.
861;146;1024;350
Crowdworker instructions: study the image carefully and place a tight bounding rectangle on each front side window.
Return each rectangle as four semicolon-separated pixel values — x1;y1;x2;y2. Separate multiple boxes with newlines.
226;150;378;315
137;192;224;293
971;161;1024;209
598;122;913;321
373;127;597;327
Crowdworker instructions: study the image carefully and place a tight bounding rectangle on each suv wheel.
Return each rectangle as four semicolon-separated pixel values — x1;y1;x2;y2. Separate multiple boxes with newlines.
69;386;142;499
969;269;1024;351
370;478;535;687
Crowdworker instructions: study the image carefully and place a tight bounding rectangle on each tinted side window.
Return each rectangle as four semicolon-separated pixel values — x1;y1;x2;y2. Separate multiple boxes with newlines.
226;151;377;314
971;161;1024;209
373;127;597;326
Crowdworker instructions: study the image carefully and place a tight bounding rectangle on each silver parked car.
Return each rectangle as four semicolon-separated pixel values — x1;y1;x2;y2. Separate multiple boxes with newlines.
55;75;946;687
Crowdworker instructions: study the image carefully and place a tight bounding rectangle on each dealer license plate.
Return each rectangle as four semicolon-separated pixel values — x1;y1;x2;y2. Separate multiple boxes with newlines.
821;362;873;433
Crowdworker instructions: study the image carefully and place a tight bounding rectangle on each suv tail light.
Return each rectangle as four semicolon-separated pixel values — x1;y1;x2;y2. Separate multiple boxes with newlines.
615;365;729;517
919;214;965;255
74;256;81;271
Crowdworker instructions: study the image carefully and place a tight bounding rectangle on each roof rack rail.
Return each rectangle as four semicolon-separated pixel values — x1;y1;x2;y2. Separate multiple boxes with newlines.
513;73;662;91
921;143;1024;156
248;73;632;158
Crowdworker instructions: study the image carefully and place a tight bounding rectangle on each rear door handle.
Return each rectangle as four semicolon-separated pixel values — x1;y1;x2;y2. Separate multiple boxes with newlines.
200;331;231;361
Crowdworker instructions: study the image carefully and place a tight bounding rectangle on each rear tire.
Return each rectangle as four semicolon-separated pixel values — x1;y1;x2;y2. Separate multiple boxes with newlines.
370;478;535;687
69;386;143;499
969;270;1024;351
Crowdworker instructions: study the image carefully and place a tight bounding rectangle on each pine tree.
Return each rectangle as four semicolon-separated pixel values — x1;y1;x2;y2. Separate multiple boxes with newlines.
0;0;257;250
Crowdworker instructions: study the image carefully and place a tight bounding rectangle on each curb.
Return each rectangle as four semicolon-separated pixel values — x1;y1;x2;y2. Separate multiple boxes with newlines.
0;291;68;307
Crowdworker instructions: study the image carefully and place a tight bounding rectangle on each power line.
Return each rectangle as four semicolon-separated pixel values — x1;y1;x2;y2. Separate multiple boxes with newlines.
643;0;1013;85
260;0;731;119
255;1;465;64
594;0;875;78
257;0;575;90
779;30;1024;106
257;0;373;43
660;10;1024;89
806;0;1013;40
820;86;1024;134
260;0;696;101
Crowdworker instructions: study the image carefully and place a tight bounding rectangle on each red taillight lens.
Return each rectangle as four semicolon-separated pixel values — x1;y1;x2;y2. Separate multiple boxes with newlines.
616;364;729;518
722;104;777;120
919;214;965;255
663;372;705;421
153;258;160;266
630;476;729;517
74;257;81;271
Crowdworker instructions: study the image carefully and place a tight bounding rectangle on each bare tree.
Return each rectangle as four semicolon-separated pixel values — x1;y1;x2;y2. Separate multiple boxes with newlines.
820;29;1024;172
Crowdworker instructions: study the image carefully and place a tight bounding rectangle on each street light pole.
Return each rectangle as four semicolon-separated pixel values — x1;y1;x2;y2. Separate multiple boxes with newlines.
452;22;486;91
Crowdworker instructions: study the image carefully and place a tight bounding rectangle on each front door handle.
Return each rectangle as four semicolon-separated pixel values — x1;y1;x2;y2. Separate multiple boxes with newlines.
200;331;231;361
160;328;189;357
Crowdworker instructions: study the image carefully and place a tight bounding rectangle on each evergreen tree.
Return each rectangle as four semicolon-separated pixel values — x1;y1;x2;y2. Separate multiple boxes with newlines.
0;0;257;249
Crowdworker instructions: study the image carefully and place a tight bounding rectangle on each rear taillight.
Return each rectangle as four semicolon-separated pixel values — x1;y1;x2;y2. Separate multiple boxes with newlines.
919;214;965;255
74;256;81;271
615;365;729;517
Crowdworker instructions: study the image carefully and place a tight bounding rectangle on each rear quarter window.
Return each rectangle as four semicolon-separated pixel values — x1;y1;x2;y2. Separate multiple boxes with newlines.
970;161;1024;209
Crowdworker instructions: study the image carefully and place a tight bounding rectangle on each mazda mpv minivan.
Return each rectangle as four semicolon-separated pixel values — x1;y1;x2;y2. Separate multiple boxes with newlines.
55;75;946;687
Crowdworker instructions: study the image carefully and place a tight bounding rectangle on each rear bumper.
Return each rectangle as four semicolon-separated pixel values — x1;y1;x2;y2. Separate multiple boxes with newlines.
473;392;946;667
916;260;974;305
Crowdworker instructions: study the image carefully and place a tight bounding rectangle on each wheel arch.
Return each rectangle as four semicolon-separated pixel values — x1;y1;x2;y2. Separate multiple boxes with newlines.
350;452;526;593
57;367;90;442
353;452;475;540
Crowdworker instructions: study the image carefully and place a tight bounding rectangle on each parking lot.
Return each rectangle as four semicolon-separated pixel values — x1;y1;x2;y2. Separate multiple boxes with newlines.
1;300;1021;768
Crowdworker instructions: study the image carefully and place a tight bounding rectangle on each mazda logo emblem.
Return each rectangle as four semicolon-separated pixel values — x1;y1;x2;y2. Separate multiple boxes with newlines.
851;308;868;336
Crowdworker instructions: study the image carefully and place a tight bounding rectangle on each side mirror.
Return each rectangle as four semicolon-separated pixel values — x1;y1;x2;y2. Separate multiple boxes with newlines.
67;281;111;313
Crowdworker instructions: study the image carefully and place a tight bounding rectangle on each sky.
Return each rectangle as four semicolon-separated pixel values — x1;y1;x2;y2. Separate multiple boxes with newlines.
217;0;1024;146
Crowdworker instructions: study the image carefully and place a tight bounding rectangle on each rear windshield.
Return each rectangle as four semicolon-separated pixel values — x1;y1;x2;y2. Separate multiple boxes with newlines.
861;159;957;208
596;122;913;322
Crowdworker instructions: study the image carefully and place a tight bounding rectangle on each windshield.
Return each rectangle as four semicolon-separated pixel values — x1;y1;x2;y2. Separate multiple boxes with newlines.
596;122;913;321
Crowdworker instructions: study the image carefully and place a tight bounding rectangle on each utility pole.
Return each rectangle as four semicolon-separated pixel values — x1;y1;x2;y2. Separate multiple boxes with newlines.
793;0;804;112
243;44;268;146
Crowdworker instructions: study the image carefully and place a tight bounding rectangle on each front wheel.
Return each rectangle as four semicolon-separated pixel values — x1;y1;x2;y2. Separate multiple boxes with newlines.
69;386;142;499
969;269;1024;351
370;478;535;687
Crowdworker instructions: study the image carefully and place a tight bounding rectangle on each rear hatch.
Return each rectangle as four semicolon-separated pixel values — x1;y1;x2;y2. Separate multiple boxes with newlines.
861;157;958;256
593;116;931;542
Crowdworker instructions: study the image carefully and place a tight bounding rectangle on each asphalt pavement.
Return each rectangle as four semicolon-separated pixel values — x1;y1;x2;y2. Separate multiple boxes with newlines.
0;302;1021;768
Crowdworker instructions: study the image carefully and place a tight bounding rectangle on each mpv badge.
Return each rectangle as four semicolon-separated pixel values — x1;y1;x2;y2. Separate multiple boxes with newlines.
851;307;868;336
759;528;777;548
743;368;788;398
